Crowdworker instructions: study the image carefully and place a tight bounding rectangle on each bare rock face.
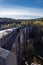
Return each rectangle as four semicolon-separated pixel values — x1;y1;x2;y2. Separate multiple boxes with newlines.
0;47;17;65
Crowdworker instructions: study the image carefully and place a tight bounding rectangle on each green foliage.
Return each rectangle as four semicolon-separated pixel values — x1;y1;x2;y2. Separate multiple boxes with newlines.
0;17;43;28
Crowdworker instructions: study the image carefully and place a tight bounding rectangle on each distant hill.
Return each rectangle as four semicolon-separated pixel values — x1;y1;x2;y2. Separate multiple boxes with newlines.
35;17;43;21
0;18;16;24
0;17;43;24
0;18;25;24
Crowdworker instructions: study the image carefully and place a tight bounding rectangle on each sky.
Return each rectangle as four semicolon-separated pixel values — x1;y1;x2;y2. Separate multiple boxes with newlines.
0;0;43;19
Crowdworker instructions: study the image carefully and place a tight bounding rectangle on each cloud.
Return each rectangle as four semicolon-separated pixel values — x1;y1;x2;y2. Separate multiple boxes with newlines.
0;7;43;19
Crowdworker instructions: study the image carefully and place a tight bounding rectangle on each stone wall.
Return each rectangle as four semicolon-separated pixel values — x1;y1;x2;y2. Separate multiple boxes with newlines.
0;26;29;65
0;47;17;65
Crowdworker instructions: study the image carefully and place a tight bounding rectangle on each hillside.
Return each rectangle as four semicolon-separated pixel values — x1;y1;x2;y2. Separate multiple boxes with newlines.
0;17;43;24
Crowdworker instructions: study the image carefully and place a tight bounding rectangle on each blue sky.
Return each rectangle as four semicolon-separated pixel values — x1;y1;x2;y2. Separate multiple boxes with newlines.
0;0;43;19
